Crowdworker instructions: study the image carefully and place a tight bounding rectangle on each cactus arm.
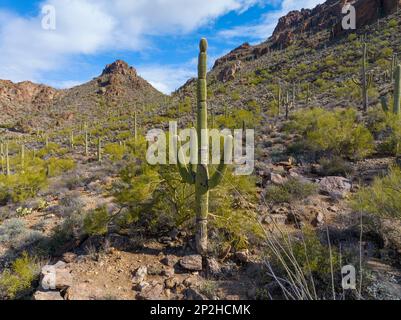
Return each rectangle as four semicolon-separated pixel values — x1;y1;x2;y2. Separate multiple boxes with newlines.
209;135;233;189
175;135;196;184
394;64;401;115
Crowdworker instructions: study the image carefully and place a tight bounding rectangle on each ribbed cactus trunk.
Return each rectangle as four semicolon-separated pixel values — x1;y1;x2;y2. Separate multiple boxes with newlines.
361;43;369;112
277;85;281;116
176;38;232;256
70;131;74;150
196;39;210;255
97;137;102;162
394;64;401;115
5;143;10;176
0;143;4;174
85;130;89;156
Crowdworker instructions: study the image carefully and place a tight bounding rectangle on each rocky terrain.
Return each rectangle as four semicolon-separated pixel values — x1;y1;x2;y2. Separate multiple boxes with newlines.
1;0;401;301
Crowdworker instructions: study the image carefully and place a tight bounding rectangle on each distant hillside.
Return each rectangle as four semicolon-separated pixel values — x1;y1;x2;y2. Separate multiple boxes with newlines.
0;60;164;133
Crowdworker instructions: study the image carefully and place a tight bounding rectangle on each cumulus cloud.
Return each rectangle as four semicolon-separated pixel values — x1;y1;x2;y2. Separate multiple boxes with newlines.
218;0;324;41
0;0;259;85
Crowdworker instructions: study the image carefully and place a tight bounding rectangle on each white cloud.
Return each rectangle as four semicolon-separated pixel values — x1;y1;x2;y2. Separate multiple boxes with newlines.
0;0;259;86
218;0;324;41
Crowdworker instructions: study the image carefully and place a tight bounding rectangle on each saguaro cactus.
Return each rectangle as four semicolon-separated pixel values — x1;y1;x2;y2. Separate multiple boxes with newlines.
70;130;74;149
20;144;25;170
176;38;233;255
0;143;4;174
5;143;10;176
381;64;401;115
352;43;373;112
97;137;102;162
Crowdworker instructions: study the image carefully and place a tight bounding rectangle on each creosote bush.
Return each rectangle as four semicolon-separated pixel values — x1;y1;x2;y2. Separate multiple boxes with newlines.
285;107;374;160
351;166;401;219
264;178;317;205
0;252;40;299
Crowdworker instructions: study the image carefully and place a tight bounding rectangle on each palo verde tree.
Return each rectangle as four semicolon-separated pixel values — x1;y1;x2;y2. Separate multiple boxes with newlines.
176;38;233;255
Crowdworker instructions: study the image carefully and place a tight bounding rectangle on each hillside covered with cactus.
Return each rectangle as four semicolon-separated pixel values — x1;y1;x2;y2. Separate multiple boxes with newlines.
1;0;401;302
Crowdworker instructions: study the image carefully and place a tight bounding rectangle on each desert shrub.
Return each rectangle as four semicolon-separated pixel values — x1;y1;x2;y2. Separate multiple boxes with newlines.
46;157;76;177
0;218;43;247
83;206;110;236
36;142;67;158
318;156;354;177
285;108;374;160
0;252;40;299
58;191;84;216
104;143;127;161
367;109;401;156
351;167;401;219
264;178;317;204
0;171;47;203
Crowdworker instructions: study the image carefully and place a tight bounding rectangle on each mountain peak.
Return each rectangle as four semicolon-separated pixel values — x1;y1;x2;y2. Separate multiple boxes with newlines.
101;60;137;77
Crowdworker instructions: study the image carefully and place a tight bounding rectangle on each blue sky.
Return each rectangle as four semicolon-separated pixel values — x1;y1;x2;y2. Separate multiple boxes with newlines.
0;0;323;93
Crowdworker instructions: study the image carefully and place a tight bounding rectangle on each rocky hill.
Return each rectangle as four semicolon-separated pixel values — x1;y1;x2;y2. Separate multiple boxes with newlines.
0;60;164;133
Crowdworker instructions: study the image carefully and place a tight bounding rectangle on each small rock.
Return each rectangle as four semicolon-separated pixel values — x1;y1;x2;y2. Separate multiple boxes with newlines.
33;291;64;301
270;173;287;185
136;283;164;300
183;276;198;288
313;211;325;227
132;266;147;284
161;255;176;267
206;258;222;278
179;255;203;271
162;266;175;277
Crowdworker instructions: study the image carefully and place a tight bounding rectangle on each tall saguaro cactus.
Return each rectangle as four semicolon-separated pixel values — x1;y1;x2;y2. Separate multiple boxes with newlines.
381;64;401;115
176;38;233;255
352;43;373;112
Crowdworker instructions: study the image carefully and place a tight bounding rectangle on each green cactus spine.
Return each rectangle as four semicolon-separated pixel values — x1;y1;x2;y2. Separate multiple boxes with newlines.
176;38;233;255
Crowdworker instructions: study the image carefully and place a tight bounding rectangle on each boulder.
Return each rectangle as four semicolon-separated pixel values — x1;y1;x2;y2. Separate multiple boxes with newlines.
33;291;64;301
132;266;147;284
270;173;287;185
319;176;351;199
136;282;164;300
206;258;222;278
179;255;203;271
235;250;250;263
40;264;72;290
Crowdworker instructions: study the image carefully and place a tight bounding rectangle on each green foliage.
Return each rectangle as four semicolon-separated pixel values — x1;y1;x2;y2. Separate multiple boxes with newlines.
285;108;374;160
264;178;317;204
83;206;110;236
46;158;76;177
318;157;354;177
351;167;401;219
0;252;39;299
104;143;127;161
0;171;47;203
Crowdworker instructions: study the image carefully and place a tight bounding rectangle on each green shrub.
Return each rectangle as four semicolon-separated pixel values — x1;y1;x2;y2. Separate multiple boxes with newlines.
265;178;317;204
83;206;110;236
0;252;40;299
351;167;401;219
46;158;75;177
318;157;354;177
285;108;374;160
0;171;47;203
104;143;126;161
